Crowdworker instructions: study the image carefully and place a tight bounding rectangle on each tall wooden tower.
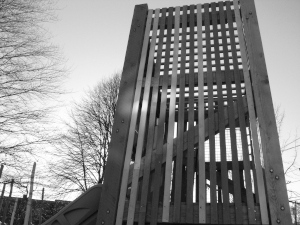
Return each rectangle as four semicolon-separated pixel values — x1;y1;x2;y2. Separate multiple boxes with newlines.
42;0;292;225
95;0;292;224
45;0;291;225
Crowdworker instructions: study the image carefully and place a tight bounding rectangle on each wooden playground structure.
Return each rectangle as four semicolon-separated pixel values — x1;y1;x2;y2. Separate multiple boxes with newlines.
43;0;292;224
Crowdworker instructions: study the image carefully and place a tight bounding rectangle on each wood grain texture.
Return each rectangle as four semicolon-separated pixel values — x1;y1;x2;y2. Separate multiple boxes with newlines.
196;4;206;224
173;5;187;223
233;2;269;223
186;4;196;223
151;7;174;225
219;2;243;223
162;6;180;222
115;9;153;225
96;4;148;225
239;0;292;224
212;2;230;223
126;9;160;225
138;8;167;225
225;2;256;223
204;4;218;223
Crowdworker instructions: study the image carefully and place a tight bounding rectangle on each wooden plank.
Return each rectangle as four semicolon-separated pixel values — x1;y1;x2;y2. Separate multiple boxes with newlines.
126;9;160;225
115;9;153;225
96;5;148;225
162;6;180;222
151;7;174;225
233;1;269;223
218;2;244;224
196;4;206;223
138;7;167;225
225;2;256;223
2;180;13;225
128;96;248;186
239;0;292;224
173;5;187;223
203;4;217;223
211;2;230;223
186;4;196;223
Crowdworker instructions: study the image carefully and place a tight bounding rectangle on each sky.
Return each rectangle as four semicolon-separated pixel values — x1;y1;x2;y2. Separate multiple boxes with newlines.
44;0;300;200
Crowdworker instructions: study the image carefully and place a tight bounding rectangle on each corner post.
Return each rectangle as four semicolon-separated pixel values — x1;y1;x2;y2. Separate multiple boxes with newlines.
96;4;148;224
239;0;292;224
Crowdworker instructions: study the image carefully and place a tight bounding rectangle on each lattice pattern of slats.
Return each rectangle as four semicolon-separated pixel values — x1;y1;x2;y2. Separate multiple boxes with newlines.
115;1;268;224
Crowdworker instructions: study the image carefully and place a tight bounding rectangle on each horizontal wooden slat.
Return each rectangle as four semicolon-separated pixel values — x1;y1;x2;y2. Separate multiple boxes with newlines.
123;202;262;224
142;71;244;87
151;8;236;29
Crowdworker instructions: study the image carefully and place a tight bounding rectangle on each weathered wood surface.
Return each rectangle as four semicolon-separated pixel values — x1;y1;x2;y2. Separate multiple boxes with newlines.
239;0;292;224
123;202;262;224
233;0;269;223
97;1;291;224
96;4;148;225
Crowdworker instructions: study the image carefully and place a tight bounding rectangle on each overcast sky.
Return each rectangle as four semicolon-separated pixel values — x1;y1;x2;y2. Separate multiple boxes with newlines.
46;0;300;199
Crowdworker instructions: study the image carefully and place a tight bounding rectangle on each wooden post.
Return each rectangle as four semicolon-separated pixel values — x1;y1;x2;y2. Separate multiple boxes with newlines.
0;165;3;178
96;4;148;225
24;162;36;225
0;183;6;214
239;0;292;224
10;198;18;225
38;188;44;225
2;179;14;225
295;201;297;225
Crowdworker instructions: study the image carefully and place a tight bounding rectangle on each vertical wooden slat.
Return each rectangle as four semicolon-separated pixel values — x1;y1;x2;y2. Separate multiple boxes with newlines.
151;7;174;225
173;5;187;223
226;2;256;223
10;198;18;225
96;5;148;225
0;183;6;213
162;6;180;222
204;4;218;223
138;8;167;225
0;165;3;178
211;3;230;223
239;0;292;224
196;4;206;223
186;4;195;224
218;2;244;223
233;1;269;224
127;9;159;225
2;179;13;225
115;10;153;225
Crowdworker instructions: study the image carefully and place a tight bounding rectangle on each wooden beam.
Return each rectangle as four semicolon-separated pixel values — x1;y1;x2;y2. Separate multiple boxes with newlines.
212;2;230;223
162;6;180;222
233;0;269;223
173;5;187;223
96;4;148;225
239;0;292;224
196;4;206;223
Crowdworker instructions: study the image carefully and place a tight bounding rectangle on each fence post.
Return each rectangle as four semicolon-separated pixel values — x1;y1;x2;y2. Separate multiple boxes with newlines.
24;162;36;225
2;179;14;224
10;198;18;225
38;188;44;225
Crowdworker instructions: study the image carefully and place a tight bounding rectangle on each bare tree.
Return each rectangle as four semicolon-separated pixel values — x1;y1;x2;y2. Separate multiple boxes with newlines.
0;0;66;173
48;73;120;197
